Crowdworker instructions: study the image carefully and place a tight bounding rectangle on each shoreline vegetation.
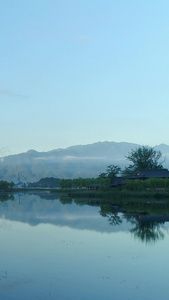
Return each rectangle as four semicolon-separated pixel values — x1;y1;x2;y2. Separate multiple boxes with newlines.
2;179;169;201
1;186;169;215
10;185;169;198
3;180;169;199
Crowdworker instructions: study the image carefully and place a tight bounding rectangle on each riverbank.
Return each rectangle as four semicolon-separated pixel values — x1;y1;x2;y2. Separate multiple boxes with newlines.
65;188;169;200
10;187;169;201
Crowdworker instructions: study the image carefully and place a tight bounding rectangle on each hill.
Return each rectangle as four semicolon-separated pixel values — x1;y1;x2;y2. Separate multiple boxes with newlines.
0;141;168;183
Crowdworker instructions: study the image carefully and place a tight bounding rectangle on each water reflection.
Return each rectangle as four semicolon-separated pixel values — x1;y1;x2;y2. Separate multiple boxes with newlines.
93;200;168;244
100;206;122;226
60;196;73;205
0;193;169;299
100;207;167;243
0;192;14;201
0;192;168;244
125;214;165;243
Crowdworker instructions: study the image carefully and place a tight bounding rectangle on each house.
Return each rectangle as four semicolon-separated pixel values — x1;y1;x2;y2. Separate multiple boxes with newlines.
126;169;169;180
87;183;100;190
111;177;126;188
111;169;169;188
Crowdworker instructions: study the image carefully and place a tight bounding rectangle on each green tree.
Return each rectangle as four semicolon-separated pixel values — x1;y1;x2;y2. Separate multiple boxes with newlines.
0;181;14;190
59;179;72;189
98;165;121;191
105;165;121;180
98;172;107;179
99;165;121;181
99;178;111;191
123;146;164;175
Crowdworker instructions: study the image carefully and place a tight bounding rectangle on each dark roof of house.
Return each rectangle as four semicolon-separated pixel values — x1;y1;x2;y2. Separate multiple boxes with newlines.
87;183;100;188
111;178;126;186
126;169;169;179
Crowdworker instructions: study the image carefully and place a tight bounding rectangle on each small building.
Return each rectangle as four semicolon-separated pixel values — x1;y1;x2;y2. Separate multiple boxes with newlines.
111;169;169;188
126;169;169;180
111;177;126;188
87;183;100;190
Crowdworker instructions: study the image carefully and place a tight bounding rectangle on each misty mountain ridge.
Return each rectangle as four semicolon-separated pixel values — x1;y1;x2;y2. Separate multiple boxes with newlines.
0;141;169;183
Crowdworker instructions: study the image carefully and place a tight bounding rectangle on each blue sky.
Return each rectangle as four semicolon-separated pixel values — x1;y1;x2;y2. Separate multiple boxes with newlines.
1;0;169;155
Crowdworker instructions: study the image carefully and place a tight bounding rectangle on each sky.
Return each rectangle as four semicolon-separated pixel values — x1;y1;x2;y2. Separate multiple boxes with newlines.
1;0;169;155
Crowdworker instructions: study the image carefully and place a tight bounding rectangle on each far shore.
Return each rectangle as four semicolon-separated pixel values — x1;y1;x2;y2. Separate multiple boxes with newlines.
3;187;169;201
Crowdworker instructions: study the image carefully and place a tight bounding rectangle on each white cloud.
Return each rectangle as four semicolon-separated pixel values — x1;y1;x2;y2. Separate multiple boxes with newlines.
63;156;105;161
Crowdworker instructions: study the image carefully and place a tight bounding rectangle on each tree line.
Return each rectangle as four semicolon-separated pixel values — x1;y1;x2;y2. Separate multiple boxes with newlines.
0;181;14;190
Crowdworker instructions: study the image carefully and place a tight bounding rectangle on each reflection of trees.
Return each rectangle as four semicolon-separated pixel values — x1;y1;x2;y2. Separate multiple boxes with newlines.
60;196;73;205
106;213;122;226
100;203;166;243
0;193;14;202
100;205;122;226
57;196;168;244
125;214;165;244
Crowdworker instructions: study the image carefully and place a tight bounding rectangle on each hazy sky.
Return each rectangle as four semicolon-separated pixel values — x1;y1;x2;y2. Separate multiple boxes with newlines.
1;0;169;155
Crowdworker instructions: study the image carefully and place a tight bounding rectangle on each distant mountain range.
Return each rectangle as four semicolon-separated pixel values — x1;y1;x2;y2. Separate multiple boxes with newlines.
0;141;169;183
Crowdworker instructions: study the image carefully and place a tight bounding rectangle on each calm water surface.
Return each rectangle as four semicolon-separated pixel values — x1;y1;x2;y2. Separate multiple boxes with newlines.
0;192;169;300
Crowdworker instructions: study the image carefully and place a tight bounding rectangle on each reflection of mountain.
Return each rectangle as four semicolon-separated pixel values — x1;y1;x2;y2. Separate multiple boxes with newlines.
0;193;169;243
0;192;132;233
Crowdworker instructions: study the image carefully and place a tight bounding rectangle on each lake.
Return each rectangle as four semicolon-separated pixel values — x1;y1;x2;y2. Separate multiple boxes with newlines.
0;192;169;300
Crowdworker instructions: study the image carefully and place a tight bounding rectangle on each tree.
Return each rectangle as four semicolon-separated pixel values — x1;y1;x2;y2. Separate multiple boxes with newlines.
99;165;121;181
98;172;107;179
98;165;121;190
123;146;164;175
59;179;72;189
105;165;121;181
99;178;111;191
0;181;14;190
